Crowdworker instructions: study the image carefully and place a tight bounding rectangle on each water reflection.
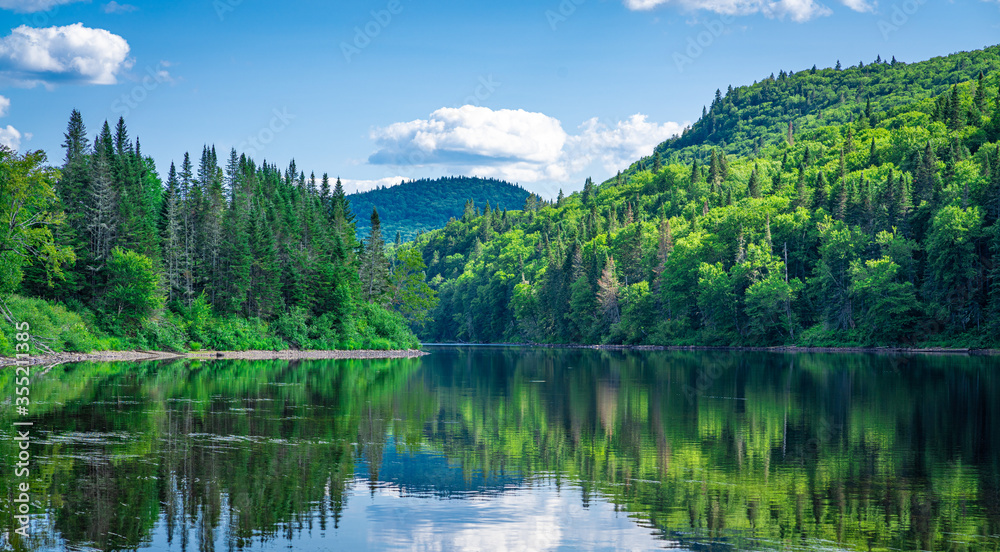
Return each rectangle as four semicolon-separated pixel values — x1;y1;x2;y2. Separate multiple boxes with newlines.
0;349;998;551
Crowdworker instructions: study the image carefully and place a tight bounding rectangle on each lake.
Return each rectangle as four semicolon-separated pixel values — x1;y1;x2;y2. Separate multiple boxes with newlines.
2;346;999;551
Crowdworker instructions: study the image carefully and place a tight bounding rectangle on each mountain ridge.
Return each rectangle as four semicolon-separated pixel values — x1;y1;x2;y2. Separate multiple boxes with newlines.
349;176;532;241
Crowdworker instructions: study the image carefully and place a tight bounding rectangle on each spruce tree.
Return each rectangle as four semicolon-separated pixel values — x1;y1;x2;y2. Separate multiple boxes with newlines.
812;171;828;212
748;165;761;199
162;163;183;302
794;165;808;208
359;208;390;304
708;149;721;191
975;71;987;112
86;139;118;292
947;85;964;131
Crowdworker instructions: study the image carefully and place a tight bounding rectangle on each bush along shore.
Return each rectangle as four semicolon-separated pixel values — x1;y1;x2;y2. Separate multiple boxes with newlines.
0;348;428;368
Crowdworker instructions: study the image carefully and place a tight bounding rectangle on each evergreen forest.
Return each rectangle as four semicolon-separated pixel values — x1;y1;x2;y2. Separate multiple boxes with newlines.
0;113;439;354
5;45;1000;352
415;45;1000;347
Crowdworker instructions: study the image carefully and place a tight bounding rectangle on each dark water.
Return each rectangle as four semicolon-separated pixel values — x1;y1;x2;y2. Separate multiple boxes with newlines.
2;347;1000;551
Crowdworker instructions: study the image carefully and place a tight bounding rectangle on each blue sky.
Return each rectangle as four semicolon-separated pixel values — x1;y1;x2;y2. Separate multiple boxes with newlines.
1;0;998;196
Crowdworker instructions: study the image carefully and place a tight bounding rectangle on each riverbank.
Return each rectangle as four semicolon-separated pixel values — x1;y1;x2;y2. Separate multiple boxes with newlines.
424;342;1000;355
0;348;429;367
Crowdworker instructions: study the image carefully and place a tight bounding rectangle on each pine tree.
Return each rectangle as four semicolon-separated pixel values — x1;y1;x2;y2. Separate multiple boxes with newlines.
596;256;620;325
913;142;938;206
58;110;91;233
320;173;331;210
162;163;183;302
794;165;808;208
868;138;878;167
812;171;828;212
947;85;964;131
708;149;721;191
86;140;118;291
359;208;391;304
179;152;197;306
975;71;987;112
246;207;281;318
833;177;847;221
748;165;761;199
988;82;1000;142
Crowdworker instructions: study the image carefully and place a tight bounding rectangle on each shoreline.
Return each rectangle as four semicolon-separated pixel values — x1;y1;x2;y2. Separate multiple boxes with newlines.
0;348;429;367
423;343;1000;355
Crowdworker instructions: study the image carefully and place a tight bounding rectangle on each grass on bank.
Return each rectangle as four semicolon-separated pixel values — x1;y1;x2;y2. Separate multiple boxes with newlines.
0;294;420;357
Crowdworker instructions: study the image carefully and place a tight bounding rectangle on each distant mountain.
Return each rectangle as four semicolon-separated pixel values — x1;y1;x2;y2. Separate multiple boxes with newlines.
349;176;531;241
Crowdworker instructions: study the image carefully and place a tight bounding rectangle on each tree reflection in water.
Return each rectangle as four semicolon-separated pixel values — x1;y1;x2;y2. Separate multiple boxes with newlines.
0;349;998;551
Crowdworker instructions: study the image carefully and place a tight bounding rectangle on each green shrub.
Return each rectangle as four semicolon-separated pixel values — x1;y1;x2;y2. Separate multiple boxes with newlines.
0;295;109;354
346;303;420;350
275;307;310;349
135;312;189;352
0;330;11;356
205;317;285;351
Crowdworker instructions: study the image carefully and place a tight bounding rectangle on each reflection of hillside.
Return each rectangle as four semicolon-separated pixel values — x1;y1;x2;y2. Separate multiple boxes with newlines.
1;350;999;551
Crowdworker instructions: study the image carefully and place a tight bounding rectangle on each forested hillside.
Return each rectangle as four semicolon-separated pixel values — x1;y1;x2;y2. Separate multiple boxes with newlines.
0;113;437;354
349;177;531;241
414;46;1000;347
635;45;1000;167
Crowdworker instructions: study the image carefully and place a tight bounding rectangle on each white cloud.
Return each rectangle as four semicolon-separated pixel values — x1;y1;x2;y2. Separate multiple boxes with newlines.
569;114;686;175
0;95;10;117
0;125;22;150
103;1;138;13
0;24;133;87
623;0;833;22
340;176;409;194
0;0;85;13
369;106;684;186
839;0;874;11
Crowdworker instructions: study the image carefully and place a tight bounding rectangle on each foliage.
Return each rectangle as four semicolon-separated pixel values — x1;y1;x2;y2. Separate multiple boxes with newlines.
0;148;75;293
1;115;429;354
103;247;163;333
414;45;1000;347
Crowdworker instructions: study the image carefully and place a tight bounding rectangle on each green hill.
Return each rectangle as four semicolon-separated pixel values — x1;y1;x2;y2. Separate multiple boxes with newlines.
620;45;1000;177
349;176;531;241
411;44;1000;348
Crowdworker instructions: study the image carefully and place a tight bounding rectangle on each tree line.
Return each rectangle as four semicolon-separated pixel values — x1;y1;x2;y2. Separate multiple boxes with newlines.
2;111;437;352
415;47;1000;347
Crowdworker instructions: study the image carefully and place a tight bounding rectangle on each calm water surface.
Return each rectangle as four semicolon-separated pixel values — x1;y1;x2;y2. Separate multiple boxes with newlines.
2;347;999;551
